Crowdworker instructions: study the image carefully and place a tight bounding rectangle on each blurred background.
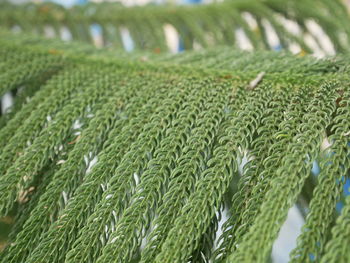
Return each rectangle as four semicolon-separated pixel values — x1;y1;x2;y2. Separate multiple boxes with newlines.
2;0;350;56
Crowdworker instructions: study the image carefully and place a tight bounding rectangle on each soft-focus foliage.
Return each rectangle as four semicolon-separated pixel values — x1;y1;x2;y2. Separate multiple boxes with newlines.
1;0;350;53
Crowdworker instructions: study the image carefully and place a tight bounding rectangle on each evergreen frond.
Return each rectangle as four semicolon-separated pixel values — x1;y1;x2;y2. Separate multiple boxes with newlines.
1;0;350;53
0;23;349;263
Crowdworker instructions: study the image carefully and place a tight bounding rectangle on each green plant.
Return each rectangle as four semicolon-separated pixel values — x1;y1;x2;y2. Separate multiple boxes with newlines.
0;28;349;263
1;0;350;53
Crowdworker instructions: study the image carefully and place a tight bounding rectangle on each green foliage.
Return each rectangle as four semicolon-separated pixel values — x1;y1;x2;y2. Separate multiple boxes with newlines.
0;26;349;263
1;0;350;53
